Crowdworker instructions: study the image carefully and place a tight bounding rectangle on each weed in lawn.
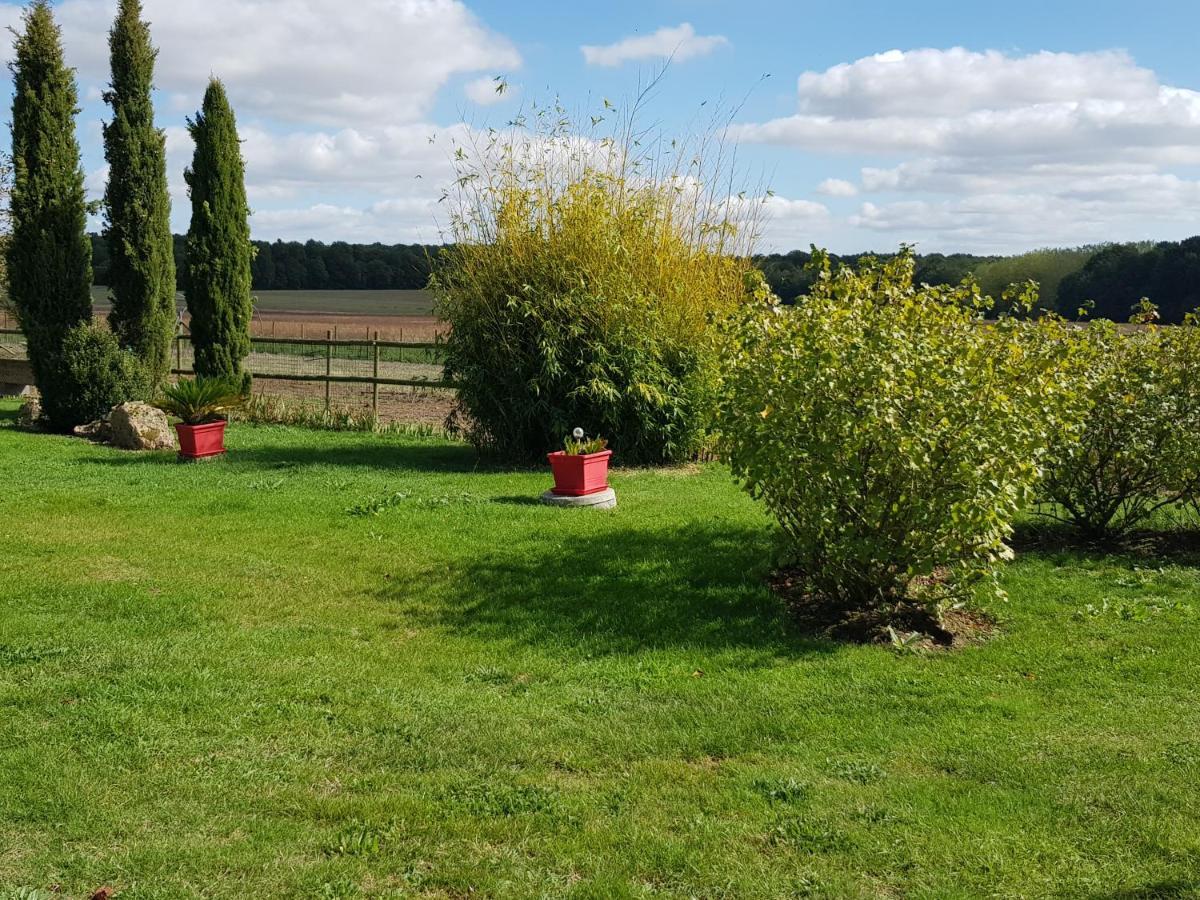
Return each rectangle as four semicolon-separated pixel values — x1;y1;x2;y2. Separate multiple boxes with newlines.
753;777;810;805
315;878;363;899
441;781;558;818
417;492;484;508
1075;596;1195;622
346;491;408;517
827;759;886;785
853;805;897;826
766;816;853;854
0;644;68;666
247;477;286;492
325;820;391;857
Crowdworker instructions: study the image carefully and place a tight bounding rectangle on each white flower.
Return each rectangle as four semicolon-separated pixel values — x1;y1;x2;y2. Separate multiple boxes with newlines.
572;427;585;440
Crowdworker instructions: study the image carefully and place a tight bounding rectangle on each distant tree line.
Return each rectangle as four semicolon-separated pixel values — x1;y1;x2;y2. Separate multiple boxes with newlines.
91;235;441;292
1059;238;1200;323
88;232;1200;324
755;238;1200;323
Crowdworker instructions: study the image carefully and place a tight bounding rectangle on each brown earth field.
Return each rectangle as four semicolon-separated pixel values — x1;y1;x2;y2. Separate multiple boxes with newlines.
2;311;446;344
245;311;446;342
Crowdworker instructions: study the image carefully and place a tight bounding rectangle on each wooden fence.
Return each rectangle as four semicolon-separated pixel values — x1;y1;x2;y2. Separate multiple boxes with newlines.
0;327;456;415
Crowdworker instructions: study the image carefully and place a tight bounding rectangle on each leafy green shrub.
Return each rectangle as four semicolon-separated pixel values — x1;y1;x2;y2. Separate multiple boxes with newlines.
155;375;244;425
720;250;1084;612
54;322;147;428
433;98;757;464
1039;313;1200;538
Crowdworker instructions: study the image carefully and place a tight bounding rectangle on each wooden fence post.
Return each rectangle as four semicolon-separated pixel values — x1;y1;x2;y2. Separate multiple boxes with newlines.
324;329;332;412
372;330;379;416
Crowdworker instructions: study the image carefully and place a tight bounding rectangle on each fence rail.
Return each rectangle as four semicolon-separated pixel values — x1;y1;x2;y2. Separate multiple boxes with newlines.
0;328;457;416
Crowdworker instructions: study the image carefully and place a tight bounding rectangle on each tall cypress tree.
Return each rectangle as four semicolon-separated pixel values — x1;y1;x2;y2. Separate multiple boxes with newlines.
185;79;252;392
103;0;176;389
7;0;93;430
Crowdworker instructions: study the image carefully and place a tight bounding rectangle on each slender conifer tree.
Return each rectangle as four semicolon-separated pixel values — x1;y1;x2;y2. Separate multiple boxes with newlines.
7;0;93;430
185;79;253;392
104;0;176;389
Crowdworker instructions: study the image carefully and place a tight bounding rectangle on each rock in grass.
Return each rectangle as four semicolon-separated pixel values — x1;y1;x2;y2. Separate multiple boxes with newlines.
74;414;112;442
16;397;43;430
109;402;175;451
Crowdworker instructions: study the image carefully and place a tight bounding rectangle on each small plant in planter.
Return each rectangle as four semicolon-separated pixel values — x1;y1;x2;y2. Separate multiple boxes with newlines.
155;377;245;461
548;427;612;496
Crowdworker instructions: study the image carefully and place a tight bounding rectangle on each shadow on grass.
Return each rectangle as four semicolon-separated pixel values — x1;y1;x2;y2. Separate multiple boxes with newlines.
80;435;487;474
230;440;483;474
1092;882;1200;900
1013;520;1200;566
381;521;831;658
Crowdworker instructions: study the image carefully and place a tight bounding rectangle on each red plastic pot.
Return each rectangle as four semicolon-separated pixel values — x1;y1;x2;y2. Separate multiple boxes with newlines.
175;420;228;461
547;449;612;496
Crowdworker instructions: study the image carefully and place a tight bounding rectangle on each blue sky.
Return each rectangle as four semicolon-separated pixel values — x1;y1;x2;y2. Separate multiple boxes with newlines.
3;0;1198;253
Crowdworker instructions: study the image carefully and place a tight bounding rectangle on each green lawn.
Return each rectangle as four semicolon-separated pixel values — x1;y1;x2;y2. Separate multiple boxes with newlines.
2;398;1199;898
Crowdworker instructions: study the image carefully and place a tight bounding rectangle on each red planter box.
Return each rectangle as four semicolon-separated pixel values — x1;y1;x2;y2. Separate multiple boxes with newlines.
175;421;228;461
547;449;612;496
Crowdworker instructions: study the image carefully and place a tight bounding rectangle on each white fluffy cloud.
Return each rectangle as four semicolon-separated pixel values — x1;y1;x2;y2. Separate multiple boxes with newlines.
735;47;1200;251
0;0;521;242
735;47;1200;163
237;123;467;194
581;23;728;68
464;75;514;106
218;123;470;242
795;48;1162;118
816;178;858;197
44;0;520;126
251;198;449;244
750;196;831;250
848;178;1200;251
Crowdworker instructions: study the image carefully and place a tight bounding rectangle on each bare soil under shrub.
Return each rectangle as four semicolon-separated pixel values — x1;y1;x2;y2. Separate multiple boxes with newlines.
769;569;996;650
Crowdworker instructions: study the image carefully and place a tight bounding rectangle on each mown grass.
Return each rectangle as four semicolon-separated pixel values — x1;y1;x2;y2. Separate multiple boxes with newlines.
245;338;441;366
244;289;435;318
1;398;1199;898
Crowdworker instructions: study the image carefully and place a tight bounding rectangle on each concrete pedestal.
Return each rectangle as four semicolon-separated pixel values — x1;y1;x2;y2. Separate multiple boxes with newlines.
540;487;617;510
